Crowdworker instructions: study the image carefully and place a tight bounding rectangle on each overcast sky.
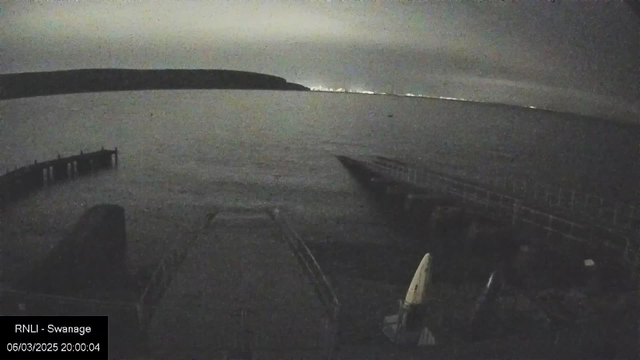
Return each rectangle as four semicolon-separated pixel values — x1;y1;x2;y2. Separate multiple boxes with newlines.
1;0;638;122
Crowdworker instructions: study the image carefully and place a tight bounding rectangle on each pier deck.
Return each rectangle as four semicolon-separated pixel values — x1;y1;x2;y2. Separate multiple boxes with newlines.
337;154;639;275
147;210;331;358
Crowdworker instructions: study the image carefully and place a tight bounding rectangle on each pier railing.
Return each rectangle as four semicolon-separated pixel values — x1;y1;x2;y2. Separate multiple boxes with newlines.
357;156;639;276
0;232;198;340
269;209;341;360
137;227;200;332
488;175;639;232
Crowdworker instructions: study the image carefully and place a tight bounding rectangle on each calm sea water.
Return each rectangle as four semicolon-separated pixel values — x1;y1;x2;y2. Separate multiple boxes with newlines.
1;90;638;269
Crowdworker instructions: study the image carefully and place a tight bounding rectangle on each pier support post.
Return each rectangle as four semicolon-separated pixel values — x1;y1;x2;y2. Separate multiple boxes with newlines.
53;163;69;181
76;159;91;175
30;167;44;188
98;153;112;169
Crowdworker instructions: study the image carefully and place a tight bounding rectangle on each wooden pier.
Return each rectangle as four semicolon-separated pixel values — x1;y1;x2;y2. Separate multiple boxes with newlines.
0;147;118;207
336;154;640;278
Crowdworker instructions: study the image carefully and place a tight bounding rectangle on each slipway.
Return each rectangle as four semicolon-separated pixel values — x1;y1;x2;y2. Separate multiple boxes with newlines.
146;208;340;359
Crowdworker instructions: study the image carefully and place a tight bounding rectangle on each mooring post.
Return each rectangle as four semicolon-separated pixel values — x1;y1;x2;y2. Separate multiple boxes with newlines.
512;199;520;226
115;147;118;166
584;194;591;210
557;188;563;207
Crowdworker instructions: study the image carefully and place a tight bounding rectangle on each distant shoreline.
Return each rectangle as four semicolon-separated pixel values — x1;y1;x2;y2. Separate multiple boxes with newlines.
1;69;636;127
309;90;639;128
0;68;310;100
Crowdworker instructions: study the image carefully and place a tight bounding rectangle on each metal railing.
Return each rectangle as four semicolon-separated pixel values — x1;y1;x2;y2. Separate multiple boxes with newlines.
1;224;198;334
359;157;639;276
488;175;639;232
268;208;341;360
2;209;341;359
137;229;201;331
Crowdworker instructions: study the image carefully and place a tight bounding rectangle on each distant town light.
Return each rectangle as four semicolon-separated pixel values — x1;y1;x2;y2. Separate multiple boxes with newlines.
308;87;539;112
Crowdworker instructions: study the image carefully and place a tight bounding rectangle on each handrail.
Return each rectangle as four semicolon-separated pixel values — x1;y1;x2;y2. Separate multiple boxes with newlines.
372;158;639;232
370;158;634;232
490;174;639;231
360;156;639;276
269;209;340;316
268;208;341;359
137;229;201;330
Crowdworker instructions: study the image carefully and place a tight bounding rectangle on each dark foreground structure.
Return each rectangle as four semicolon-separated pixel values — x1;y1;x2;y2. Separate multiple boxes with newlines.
15;204;128;296
332;154;638;359
0;204;340;359
1;203;144;357
0;151;636;359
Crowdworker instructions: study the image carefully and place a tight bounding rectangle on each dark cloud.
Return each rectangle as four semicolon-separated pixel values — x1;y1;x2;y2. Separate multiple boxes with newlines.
1;0;638;122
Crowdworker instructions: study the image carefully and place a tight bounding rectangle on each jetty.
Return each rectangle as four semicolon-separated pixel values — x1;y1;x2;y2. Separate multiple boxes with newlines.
0;148;118;207
336;154;640;277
